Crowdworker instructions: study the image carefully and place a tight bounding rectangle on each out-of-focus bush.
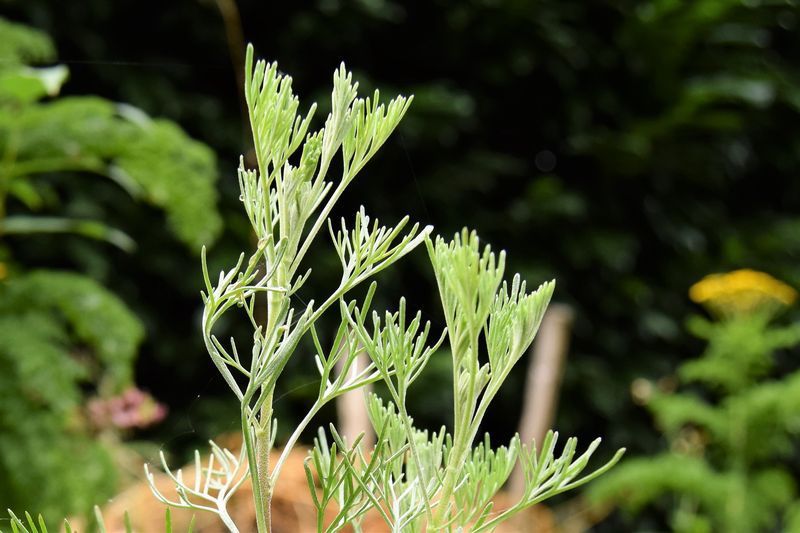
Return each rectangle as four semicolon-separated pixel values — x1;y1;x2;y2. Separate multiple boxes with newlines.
590;270;800;532
0;18;220;523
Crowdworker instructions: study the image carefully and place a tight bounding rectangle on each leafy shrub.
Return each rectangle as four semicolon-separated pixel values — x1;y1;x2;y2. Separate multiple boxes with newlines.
590;270;800;532
0;18;220;523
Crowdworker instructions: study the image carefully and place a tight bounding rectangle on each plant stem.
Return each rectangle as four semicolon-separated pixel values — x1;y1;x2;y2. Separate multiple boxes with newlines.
431;428;469;529
432;331;481;529
252;262;289;532
242;405;268;533
255;396;273;532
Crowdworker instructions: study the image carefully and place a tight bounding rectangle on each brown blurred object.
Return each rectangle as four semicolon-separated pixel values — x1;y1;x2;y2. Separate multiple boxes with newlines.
491;492;558;532
336;348;375;450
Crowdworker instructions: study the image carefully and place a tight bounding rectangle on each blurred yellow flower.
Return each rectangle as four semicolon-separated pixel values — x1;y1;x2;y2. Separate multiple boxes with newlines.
0;262;6;280
689;269;797;317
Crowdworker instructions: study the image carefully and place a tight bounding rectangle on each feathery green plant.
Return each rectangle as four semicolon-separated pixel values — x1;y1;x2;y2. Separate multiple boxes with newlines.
147;45;623;532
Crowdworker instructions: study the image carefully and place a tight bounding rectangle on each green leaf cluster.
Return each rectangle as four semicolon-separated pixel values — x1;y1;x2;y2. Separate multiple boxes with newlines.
0;17;223;526
0;16;220;251
0;271;143;522
590;310;800;532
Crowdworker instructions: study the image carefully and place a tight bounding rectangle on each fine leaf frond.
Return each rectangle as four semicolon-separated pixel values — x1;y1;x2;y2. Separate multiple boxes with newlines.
144;440;247;533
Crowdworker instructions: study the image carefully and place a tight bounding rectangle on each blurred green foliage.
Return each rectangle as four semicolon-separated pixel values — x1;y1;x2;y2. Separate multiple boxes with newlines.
0;271;141;522
4;0;800;529
589;272;800;532
0;18;221;250
0;18;220;523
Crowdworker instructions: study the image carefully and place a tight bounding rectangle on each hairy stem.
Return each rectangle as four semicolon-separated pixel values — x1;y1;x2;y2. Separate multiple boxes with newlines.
242;406;268;532
255;397;273;533
252;262;289;532
432;334;480;529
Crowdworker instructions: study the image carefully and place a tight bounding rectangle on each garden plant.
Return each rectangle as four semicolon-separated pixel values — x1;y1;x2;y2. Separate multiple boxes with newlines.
590;269;800;532
0;17;220;526
142;46;624;533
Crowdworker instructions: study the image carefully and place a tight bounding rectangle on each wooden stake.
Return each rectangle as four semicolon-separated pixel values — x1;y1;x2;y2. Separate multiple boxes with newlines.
335;347;375;450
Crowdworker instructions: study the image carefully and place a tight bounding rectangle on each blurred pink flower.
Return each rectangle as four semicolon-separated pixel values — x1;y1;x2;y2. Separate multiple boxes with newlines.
86;387;167;430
